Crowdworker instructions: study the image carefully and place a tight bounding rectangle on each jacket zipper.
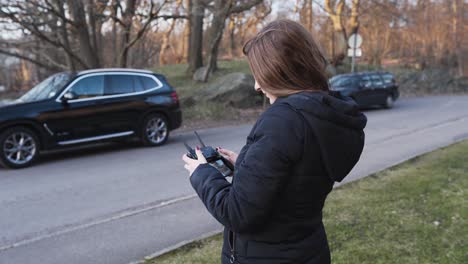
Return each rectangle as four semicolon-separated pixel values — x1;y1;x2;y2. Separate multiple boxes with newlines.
229;230;236;263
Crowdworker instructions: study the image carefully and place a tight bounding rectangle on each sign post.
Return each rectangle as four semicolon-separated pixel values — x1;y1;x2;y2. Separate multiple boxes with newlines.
348;33;363;73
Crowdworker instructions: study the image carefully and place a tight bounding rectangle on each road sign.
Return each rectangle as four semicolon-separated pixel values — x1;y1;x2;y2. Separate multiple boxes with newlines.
348;34;363;49
348;48;362;57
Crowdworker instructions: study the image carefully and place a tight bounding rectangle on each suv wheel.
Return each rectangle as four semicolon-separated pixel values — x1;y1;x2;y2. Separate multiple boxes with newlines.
141;114;169;146
0;127;39;169
384;95;394;109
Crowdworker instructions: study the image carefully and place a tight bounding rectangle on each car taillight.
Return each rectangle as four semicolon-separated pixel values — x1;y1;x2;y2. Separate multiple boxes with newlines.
171;92;179;104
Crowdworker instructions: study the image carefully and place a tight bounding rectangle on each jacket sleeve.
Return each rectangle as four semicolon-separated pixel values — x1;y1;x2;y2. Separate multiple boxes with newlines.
190;105;303;233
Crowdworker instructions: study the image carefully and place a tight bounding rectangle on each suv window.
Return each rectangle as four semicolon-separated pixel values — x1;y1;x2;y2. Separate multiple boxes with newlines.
20;73;73;102
381;74;395;84
360;76;372;88
105;74;159;95
370;75;384;87
330;76;354;87
138;76;159;91
69;75;105;99
105;75;135;95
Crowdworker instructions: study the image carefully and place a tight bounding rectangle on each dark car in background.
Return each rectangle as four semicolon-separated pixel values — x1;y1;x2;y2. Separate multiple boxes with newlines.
330;71;399;108
0;68;181;169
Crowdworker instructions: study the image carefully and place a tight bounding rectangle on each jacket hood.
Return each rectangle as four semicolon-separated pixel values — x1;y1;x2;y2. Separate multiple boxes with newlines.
276;91;367;182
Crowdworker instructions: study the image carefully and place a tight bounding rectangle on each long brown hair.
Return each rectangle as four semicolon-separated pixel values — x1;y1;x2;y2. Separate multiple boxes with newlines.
243;19;329;97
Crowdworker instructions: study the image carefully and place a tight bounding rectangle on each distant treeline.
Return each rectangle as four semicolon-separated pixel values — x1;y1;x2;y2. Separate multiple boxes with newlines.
0;0;465;91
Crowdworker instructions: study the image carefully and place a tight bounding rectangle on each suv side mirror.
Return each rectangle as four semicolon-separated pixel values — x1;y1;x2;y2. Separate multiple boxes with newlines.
61;91;77;102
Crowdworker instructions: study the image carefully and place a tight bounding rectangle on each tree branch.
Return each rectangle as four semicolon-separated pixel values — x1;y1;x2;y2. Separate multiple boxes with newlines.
0;48;62;71
229;0;263;14
0;8;89;68
122;0;172;52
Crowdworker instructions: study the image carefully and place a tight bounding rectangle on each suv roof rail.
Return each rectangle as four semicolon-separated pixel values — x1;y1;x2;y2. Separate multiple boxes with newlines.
332;71;395;79
77;68;154;75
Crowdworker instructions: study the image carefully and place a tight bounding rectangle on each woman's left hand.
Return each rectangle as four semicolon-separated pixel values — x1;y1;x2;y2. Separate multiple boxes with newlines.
182;148;207;176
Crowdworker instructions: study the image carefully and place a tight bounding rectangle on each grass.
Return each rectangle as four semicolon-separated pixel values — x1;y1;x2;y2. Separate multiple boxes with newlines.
145;140;468;264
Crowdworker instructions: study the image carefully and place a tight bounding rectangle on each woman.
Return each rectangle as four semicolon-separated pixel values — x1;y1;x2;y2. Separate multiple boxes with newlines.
182;19;367;264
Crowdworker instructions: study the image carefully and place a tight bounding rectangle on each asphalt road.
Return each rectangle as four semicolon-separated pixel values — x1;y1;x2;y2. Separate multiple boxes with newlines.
1;96;467;264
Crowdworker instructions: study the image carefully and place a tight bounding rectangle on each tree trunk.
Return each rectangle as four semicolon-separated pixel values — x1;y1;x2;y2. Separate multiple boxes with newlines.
67;0;99;68
187;0;204;73
87;0;101;67
119;0;137;67
200;0;233;82
306;0;313;32
55;0;75;71
159;19;177;65
452;0;464;76
181;21;190;63
325;0;347;66
332;24;347;66
298;0;313;32
180;0;191;63
349;0;360;35
199;0;263;81
228;16;236;58
111;0;118;66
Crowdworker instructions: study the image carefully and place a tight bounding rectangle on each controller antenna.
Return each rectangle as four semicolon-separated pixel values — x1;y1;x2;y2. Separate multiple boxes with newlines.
183;141;194;152
194;131;206;147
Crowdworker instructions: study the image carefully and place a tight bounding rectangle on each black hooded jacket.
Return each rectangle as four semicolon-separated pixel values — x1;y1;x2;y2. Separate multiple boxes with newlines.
190;91;367;264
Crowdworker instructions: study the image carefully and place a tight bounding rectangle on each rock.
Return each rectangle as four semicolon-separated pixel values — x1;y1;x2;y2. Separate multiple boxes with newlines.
193;66;210;82
200;73;262;108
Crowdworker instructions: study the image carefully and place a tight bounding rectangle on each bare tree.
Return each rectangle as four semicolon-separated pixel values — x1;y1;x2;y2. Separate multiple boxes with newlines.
187;0;205;72
296;0;313;33
0;0;186;71
112;0;185;67
68;0;100;68
348;0;360;35
324;0;346;65
452;0;464;76
160;0;183;64
323;0;361;66
0;1;90;70
234;3;271;53
199;0;263;81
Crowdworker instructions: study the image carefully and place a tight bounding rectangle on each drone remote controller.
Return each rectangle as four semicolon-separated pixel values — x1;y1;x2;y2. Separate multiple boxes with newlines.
184;131;234;177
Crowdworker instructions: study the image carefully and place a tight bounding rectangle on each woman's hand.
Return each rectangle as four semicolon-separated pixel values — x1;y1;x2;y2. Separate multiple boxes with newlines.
182;148;207;176
217;147;238;164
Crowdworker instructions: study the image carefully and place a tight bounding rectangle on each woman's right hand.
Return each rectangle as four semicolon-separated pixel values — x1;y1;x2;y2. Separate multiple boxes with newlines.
217;147;238;164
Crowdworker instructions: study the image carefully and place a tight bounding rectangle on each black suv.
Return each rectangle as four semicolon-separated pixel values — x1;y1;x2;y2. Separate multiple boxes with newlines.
329;72;399;108
0;68;182;169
